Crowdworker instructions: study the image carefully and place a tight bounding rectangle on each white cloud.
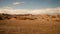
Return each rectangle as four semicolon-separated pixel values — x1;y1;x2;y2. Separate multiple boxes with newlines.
13;2;24;5
0;7;60;15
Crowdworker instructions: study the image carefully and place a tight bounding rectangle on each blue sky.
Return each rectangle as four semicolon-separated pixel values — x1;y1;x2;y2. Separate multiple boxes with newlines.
0;0;60;15
0;0;60;9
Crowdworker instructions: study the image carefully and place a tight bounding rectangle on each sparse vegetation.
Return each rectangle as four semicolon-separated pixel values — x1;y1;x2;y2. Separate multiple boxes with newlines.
0;13;60;34
0;13;37;20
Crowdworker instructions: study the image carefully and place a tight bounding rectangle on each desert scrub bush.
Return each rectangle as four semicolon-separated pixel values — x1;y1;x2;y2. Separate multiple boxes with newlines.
0;17;3;20
54;20;60;22
51;16;56;18
29;18;35;20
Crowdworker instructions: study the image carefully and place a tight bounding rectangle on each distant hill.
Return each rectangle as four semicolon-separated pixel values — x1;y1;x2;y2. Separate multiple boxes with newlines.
0;13;37;20
0;13;60;21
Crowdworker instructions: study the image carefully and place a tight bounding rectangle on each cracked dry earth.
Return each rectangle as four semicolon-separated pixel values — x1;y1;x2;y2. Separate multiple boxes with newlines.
0;19;60;34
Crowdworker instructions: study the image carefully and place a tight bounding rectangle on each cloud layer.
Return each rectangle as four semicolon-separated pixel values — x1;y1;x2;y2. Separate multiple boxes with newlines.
0;7;60;15
13;2;24;5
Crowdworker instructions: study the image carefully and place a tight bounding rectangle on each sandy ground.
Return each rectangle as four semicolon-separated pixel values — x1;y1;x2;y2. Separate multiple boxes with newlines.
0;20;60;34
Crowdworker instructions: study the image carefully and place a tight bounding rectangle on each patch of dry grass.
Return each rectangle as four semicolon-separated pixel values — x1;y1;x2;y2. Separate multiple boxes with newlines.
0;14;60;34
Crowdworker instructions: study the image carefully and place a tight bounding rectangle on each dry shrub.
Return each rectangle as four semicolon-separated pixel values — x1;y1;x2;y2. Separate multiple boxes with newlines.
53;19;60;22
16;16;27;20
0;13;11;20
0;17;3;20
15;15;37;20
